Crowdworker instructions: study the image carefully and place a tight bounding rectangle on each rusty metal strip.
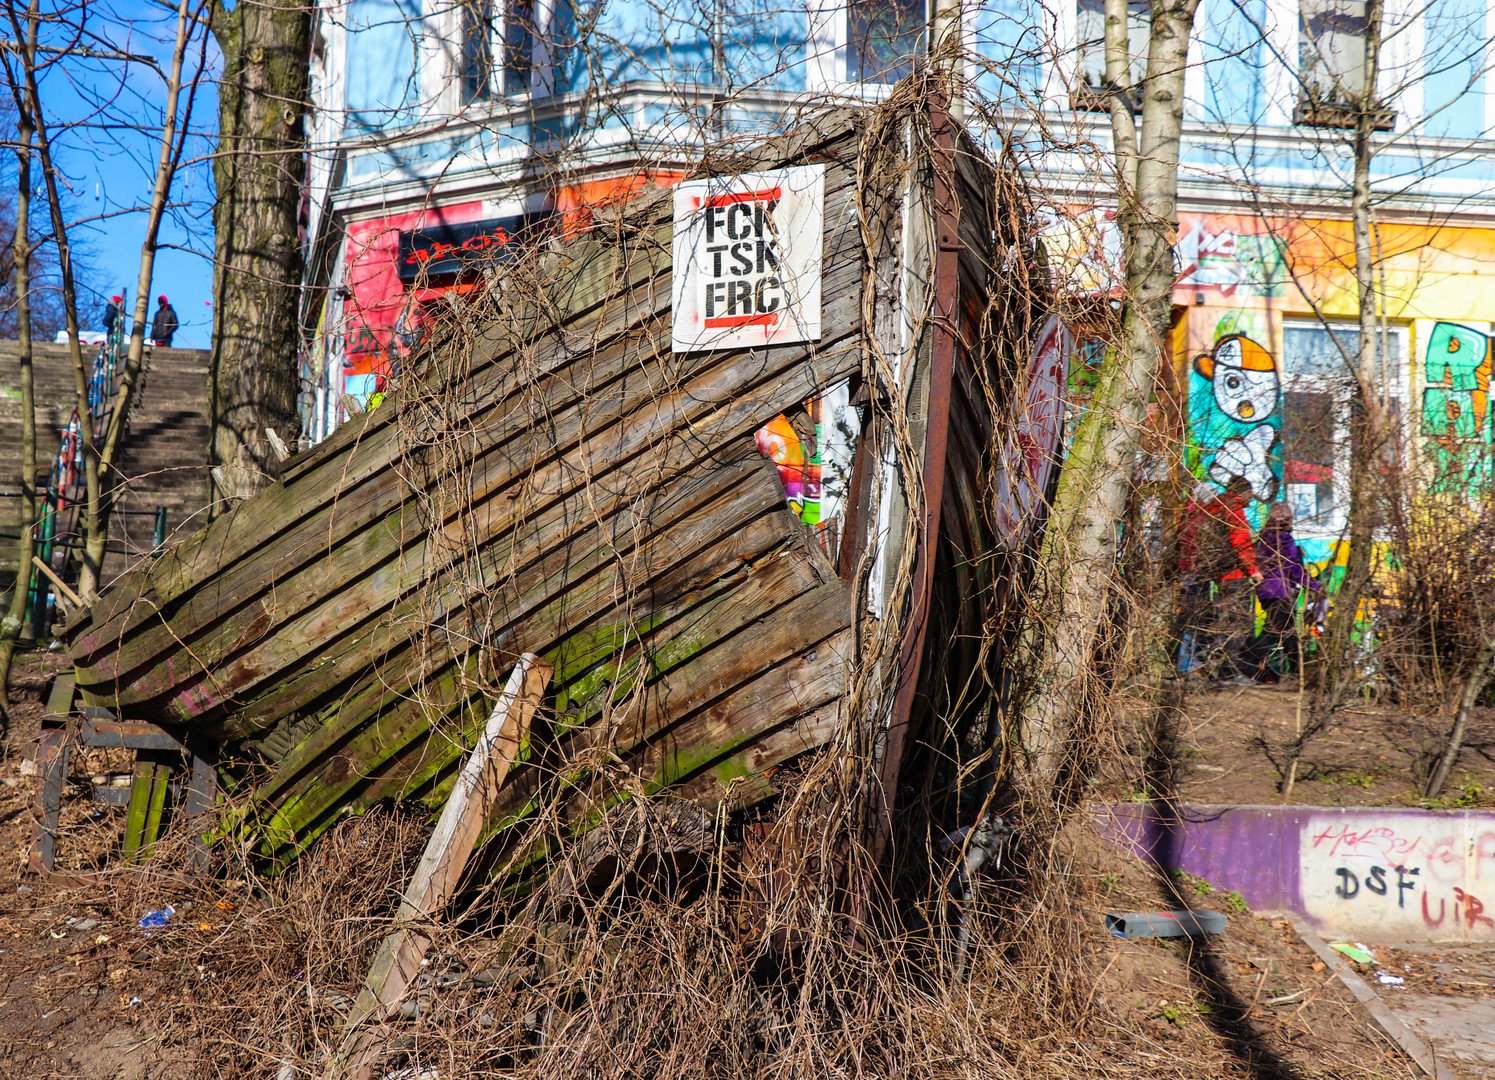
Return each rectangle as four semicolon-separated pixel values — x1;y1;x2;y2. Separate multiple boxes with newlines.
876;93;962;846
78;719;186;751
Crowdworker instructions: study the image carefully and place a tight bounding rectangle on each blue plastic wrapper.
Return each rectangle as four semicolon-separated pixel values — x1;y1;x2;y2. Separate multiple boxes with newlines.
137;905;175;930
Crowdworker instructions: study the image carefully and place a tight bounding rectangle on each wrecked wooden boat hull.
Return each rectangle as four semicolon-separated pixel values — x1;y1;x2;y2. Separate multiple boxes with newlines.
62;101;1046;864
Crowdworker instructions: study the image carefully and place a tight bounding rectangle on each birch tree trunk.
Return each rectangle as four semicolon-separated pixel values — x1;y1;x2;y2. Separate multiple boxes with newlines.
1328;0;1387;686
0;47;39;719
1024;0;1201;790
208;0;310;512
1103;0;1139;204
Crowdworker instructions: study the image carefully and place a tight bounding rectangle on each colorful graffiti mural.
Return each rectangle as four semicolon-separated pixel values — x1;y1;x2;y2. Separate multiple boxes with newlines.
1422;321;1494;490
1043;210;1288;299
755;411;822;525
1175;216;1288;299
1188;333;1282;502
1104;804;1495;943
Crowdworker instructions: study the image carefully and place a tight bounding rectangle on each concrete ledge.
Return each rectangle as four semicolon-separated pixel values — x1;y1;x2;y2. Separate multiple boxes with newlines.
1297;928;1460;1080
1100;804;1495;943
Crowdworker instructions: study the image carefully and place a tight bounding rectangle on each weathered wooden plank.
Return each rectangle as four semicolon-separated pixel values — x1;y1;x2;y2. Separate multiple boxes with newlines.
670;696;845;810
478;627;852;881
230;448;787;752
255;531;843;853
328;654;549;1080
409;578;851;824
244;486;808;806
363;524;833;812
73;242;864;717
243;484;807;801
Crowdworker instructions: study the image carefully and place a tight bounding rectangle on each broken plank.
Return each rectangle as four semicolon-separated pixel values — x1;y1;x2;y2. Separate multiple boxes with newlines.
327;653;550;1080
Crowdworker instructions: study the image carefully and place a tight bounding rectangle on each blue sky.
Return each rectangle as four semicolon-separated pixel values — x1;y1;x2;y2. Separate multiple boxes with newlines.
28;0;220;349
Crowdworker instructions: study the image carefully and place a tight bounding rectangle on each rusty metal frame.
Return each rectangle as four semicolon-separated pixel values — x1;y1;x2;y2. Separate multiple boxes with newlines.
29;675;217;876
875;94;962;847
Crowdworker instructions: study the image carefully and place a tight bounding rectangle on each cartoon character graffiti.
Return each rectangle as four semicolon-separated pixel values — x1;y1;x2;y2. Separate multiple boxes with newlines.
1423;321;1490;438
1190;334;1282;500
1422;322;1493;490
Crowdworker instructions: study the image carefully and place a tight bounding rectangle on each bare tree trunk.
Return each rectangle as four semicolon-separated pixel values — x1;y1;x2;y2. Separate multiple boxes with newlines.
1426;632;1495;800
1024;0;1201;790
0;41;39;722
208;0;310;512
1324;0;1386;694
90;0;204;593
1103;0;1139;201
5;0;101;603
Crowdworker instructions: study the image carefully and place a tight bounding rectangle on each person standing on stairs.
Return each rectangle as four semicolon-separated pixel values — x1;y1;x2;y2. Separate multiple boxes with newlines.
151;295;179;347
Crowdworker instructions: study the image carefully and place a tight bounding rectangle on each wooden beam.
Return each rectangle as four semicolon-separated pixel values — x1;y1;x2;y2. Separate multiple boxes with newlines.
32;554;81;610
327;653;551;1080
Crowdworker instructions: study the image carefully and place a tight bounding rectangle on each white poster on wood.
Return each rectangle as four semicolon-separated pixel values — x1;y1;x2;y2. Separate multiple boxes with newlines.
671;165;824;353
994;315;1071;550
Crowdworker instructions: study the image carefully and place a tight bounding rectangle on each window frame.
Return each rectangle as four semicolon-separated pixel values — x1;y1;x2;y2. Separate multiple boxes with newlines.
1278;319;1407;543
1072;0;1148;112
845;0;929;85
452;0;553;105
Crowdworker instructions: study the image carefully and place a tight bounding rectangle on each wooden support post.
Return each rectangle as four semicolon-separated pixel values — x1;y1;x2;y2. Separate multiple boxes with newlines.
140;757;170;861
28;728;67;874
327;653;551;1080
182;741;218;871
123;759;155;861
28;710;214;877
43;674;76;720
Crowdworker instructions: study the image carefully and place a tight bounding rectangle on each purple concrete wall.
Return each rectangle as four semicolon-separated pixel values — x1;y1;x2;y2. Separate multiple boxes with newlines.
1097;804;1495;943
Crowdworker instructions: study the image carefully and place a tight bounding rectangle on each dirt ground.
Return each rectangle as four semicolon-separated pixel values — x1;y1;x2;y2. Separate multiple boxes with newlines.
1073;820;1424;1080
1166;678;1495;808
0;648;1463;1078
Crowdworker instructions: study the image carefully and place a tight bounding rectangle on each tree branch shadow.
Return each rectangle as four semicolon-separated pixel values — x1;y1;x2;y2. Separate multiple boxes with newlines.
1146;682;1306;1080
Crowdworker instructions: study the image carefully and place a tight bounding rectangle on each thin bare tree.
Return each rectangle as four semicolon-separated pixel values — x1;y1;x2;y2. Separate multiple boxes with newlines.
1;0;209;617
0;15;40;723
1024;0;1203;793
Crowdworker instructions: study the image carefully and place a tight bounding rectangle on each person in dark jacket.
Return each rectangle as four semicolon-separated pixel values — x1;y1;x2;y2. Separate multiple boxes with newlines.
150;295;179;346
103;295;124;336
1241;502;1322;682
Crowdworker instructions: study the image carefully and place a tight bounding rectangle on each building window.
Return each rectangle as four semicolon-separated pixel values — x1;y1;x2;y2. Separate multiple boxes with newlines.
1295;0;1393;128
848;0;925;84
459;0;493;104
1279;323;1403;537
1075;0;1147;108
502;0;535;95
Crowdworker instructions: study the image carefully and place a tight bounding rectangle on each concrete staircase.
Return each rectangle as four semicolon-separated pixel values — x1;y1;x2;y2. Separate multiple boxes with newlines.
0;341;212;599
